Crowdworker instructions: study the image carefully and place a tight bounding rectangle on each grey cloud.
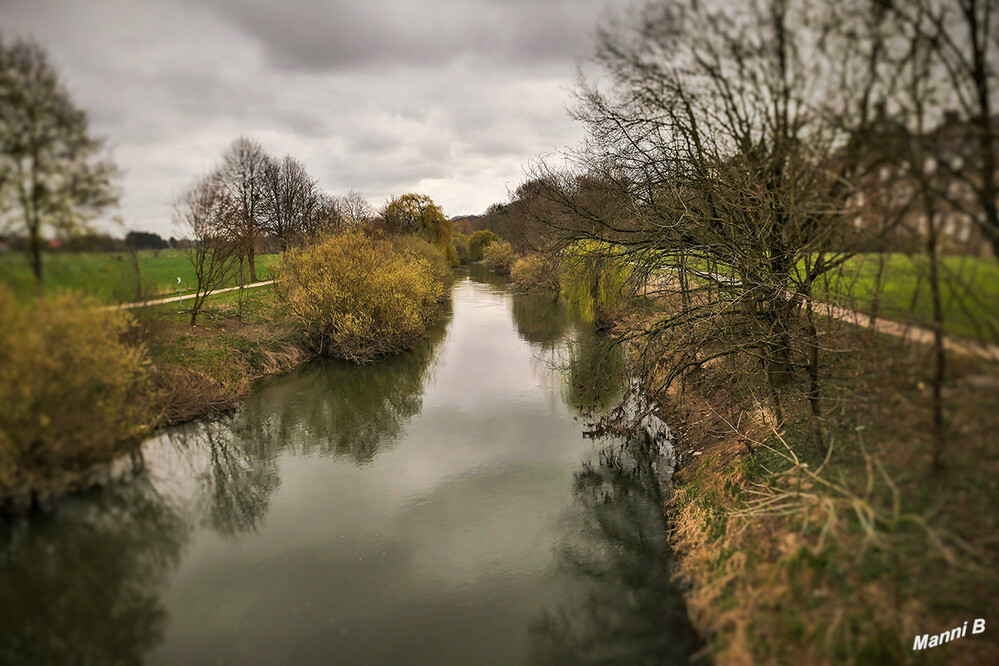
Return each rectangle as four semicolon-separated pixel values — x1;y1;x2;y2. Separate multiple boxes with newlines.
197;0;610;72
0;0;615;235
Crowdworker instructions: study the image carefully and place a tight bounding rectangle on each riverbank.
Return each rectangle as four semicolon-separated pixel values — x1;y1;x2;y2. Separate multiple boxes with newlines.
645;320;999;664
0;234;454;513
0;287;312;513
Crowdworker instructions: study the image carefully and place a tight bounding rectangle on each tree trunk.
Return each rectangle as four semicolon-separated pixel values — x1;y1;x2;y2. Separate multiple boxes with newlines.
805;299;825;457
927;217;947;470
28;226;43;284
247;235;257;282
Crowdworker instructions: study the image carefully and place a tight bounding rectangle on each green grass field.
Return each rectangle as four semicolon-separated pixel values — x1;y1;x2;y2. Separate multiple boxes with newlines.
0;249;281;304
817;253;999;343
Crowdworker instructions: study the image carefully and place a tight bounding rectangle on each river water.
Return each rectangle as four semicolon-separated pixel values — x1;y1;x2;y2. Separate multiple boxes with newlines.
0;268;698;665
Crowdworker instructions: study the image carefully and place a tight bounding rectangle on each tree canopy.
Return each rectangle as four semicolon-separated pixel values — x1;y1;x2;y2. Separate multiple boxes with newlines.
382;193;458;265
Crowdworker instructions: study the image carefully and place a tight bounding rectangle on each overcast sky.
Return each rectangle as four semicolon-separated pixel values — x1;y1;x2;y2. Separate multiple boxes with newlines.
1;0;620;238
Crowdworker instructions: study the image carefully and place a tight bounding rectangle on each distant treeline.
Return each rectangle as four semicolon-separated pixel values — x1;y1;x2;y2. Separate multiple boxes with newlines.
0;230;194;253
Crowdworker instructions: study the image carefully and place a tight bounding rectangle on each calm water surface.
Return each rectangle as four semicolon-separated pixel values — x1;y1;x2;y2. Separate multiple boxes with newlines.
0;269;698;665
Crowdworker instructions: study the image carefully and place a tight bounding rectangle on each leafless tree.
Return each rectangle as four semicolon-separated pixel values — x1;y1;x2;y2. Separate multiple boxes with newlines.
335;190;375;225
902;0;999;259
522;0;899;454
302;191;344;240
216;137;269;280
261;154;320;251
175;174;235;326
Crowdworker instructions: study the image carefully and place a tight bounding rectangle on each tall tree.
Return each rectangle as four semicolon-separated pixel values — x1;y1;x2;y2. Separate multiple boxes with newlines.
217;137;268;280
914;0;999;259
335;190;375;225
0;38;118;282
382;193;458;264
261;154;319;251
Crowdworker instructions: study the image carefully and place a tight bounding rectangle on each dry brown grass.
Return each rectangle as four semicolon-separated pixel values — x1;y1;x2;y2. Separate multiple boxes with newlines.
647;322;999;665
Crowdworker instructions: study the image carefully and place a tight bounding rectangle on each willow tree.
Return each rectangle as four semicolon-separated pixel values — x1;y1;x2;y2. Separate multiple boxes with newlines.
382;193;458;265
0;38;118;283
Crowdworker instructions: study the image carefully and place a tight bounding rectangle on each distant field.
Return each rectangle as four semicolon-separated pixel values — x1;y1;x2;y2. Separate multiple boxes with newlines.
817;253;999;342
0;249;281;304
671;251;998;342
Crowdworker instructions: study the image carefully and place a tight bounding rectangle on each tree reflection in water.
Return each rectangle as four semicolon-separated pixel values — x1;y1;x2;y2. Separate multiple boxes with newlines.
511;291;571;349
155;304;452;540
509;287;626;415
0;479;187;665
163;421;281;538
234;304;450;464
529;442;700;665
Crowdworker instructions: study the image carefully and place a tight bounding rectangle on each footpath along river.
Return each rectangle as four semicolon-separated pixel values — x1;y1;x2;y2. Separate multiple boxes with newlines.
0;267;699;665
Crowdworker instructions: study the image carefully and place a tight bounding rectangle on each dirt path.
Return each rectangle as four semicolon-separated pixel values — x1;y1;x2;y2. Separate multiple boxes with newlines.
109;280;275;310
812;299;999;362
642;273;999;362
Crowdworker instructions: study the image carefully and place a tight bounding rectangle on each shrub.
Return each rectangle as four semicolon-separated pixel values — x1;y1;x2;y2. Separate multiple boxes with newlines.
468;229;500;260
511;254;560;292
0;287;151;500
391;234;452;288
276;229;447;361
482;240;517;275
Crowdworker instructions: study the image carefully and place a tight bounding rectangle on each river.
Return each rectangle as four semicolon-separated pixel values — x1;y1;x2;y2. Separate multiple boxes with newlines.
0;267;699;665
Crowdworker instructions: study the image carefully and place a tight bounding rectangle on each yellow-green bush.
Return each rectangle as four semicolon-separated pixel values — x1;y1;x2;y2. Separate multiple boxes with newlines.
382;193;459;265
511;254;560;293
0;287;151;499
468;229;500;260
276;229;448;361
391;234;452;288
482;240;517;275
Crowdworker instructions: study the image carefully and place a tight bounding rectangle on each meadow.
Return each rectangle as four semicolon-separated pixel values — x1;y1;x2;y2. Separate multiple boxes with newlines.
818;253;999;343
0;249;281;304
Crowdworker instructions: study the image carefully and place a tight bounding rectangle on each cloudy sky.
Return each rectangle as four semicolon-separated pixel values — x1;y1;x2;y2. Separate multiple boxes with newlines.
2;0;621;238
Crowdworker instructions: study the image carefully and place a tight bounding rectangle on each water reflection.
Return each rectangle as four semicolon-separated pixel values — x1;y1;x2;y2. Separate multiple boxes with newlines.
465;261;510;292
0;480;187;665
559;333;626;415
530;441;699;665
506;283;626;415
148;305;452;539
231;305;450;465
511;292;570;349
163;421;281;538
0;274;697;665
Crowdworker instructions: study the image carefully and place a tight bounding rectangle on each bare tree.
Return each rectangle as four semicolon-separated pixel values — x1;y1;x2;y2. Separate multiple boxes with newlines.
335;190;375;225
521;0;897;453
216;137;269;280
906;0;999;259
175;174;235;326
0;37;118;283
306;191;345;239
261;154;319;251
